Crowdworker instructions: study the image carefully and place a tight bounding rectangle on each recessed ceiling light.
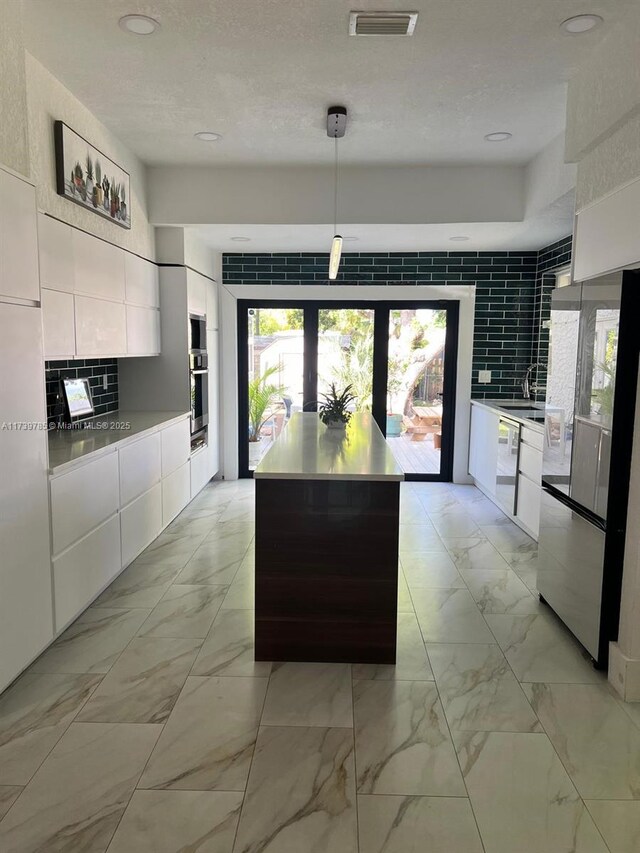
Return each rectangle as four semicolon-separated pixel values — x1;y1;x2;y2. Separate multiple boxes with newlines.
194;131;222;142
230;236;251;242
560;14;603;34
118;14;160;35
484;132;512;142
449;236;470;242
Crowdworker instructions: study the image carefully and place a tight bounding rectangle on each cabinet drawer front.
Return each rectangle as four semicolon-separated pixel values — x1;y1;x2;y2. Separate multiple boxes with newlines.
51;452;119;555
519;442;542;483
125;253;159;307
42;288;75;358
72;230;125;300
190;447;211;499
161;419;190;477
126;304;160;355
38;215;74;292
75;295;127;356
162;462;191;526
516;473;541;537
121;483;162;566
53;514;121;631
521;426;544;452
119;432;161;507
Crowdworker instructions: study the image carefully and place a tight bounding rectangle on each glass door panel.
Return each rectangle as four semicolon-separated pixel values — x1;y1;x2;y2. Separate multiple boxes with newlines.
317;308;375;411
385;307;447;477
246;306;304;472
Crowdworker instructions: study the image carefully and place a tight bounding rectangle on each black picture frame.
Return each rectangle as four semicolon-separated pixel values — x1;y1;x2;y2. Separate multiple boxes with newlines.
54;120;131;230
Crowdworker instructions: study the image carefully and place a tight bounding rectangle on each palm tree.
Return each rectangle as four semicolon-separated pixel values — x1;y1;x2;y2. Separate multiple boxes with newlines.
248;365;285;442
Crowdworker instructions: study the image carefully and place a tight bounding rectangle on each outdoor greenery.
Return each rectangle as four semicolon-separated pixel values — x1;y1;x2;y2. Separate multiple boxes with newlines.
248;365;285;442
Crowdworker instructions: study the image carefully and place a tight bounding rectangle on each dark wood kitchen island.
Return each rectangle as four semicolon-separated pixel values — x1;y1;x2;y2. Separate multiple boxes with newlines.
253;412;403;663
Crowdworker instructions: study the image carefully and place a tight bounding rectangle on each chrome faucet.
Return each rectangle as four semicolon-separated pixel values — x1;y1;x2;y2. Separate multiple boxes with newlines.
522;363;546;400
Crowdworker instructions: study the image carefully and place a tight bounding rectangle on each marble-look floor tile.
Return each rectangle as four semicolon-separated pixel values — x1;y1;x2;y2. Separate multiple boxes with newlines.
138;584;227;639
427;643;540;732
30;608;150;675
524;682;640;799
461;568;541;614
399;524;446;552
173;539;247;586
262;662;353;727
201;520;254;547
447;484;488;505
444;537;511;571
480;524;537;557
139;676;267;791
412;588;495;644
415;489;461;515
218;498;255;525
512;563;539;593
220;571;254;610
486;613;603;684
77;637;201;724
191;609;271;678
139;530;208;562
233;725;357;853
400;551;465;588
0;787;22;821
398;499;429;525
428;509;484;539
397;570;414;612
93;558;182;609
585;800;640;853
455;730;608;853
0;672;101;786
357;794;484;853
164;511;221;538
465;500;513;526
106;790;243;853
352;613;433;682
619;699;640;731
353;680;465;796
0;722;161;853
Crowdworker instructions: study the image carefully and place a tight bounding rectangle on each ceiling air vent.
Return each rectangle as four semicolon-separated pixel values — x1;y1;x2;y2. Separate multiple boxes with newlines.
349;11;418;36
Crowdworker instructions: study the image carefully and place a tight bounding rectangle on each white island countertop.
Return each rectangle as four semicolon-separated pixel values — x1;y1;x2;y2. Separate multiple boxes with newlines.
48;410;190;476
254;412;404;482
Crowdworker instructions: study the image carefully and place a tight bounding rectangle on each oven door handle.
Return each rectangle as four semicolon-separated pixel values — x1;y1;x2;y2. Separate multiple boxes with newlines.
191;369;209;375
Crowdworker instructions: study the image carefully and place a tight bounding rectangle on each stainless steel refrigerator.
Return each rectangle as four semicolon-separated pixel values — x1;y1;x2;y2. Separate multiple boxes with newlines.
538;270;640;668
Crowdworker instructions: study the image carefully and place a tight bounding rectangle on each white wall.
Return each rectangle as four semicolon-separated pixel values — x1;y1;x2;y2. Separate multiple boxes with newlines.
24;53;155;260
0;0;30;176
219;284;475;484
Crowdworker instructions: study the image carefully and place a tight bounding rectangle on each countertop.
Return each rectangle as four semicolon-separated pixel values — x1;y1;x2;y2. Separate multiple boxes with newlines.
48;410;189;476
254;412;404;482
471;399;547;433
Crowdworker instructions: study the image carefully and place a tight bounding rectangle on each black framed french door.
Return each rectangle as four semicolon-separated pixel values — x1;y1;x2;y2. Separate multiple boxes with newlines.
238;300;458;481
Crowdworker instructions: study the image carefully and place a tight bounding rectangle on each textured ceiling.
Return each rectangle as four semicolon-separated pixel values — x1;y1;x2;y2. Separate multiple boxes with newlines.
23;0;633;167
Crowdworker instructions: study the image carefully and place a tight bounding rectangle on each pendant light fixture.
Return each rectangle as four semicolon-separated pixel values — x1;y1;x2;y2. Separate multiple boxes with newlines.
327;106;347;280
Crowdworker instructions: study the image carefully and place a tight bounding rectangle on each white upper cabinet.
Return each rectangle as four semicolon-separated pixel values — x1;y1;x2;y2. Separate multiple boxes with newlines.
125;253;159;307
206;278;218;329
0;168;39;303
126;305;161;355
72;229;125;301
42;288;75;358
187;269;207;315
38;214;74;292
75;294;127;356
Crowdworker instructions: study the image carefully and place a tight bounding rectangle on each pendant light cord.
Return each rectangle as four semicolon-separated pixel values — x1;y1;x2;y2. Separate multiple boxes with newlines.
334;135;338;234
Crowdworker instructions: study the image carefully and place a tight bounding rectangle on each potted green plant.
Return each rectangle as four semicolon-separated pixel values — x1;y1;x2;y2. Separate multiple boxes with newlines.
248;365;285;465
319;383;356;429
85;154;94;203
94;160;102;207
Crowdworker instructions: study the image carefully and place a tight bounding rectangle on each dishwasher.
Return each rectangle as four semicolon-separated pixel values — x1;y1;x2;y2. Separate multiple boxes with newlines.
495;416;521;514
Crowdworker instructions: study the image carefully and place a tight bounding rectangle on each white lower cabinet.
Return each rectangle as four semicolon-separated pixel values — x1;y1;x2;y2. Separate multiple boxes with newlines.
162;462;191;526
190;446;211;499
75;295;127;356
516;473;541;537
119;432;161;507
51;451;119;555
121;482;163;567
53;514;121;630
42;288;75;358
468;404;499;496
126;305;160;355
161;418;190;477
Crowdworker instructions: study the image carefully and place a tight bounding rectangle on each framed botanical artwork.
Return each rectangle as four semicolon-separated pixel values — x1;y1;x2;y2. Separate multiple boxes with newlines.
54;120;131;229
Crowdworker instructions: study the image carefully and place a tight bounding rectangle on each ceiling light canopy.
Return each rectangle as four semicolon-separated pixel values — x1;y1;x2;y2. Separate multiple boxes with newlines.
560;14;603;34
118;14;160;35
484;132;512;142
194;131;222;142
